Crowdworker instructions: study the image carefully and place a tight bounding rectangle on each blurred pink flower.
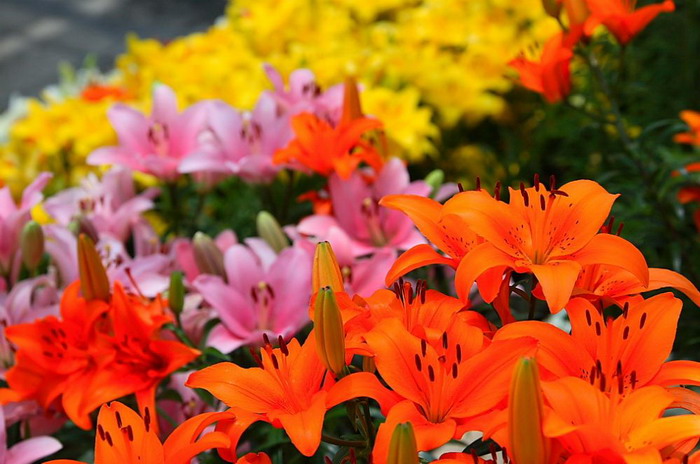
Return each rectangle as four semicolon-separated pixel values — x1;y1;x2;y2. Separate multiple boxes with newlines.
43;167;158;243
0;173;52;281
0;406;62;464
192;239;311;353
158;370;216;437
297;158;429;257
88;85;209;180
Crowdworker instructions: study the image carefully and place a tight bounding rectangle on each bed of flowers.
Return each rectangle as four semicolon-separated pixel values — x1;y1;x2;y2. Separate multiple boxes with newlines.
1;0;700;463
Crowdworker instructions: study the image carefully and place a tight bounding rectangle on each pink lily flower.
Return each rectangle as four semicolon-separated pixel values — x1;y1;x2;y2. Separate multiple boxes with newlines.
0;276;59;377
297;158;429;257
43;167;158;243
0;406;62;464
88;85;210;180
0;173;52;281
158;370;216;437
192;239;311;353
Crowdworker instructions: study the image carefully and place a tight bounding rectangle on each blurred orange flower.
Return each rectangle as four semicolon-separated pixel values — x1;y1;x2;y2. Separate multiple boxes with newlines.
585;0;675;44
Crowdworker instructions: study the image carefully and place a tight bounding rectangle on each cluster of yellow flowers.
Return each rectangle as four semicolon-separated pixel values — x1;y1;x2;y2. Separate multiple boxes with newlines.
0;0;555;192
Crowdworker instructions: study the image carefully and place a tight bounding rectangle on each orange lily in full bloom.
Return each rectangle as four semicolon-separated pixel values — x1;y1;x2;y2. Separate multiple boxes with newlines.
187;332;395;457
0;281;199;430
495;293;700;401
45;401;234;464
441;179;649;312
335;318;535;463
509;33;574;103
541;378;700;462
273;112;384;179
585;0;675;45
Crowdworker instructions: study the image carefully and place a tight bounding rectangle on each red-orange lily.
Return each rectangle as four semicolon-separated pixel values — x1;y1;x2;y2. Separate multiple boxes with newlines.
585;0;675;45
45;401;234;464
273;112;384;179
495;293;700;400
331;318;536;463
509;33;574;103
675;111;700;146
542;378;700;463
441;179;649;312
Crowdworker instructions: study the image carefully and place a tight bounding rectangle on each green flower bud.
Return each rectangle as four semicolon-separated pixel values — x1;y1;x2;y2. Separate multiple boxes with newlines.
256;211;289;253
21;221;44;272
169;271;185;315
314;287;346;375
387;422;419;464
193;232;225;279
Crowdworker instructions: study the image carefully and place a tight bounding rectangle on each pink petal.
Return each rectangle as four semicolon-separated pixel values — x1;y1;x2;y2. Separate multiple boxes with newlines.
7;436;62;464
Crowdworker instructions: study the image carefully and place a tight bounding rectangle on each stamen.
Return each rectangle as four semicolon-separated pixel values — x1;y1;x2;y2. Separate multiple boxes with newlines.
539;194;546;211
622;302;629;318
98;424;106;440
452;362;458;379
414;354;422;372
262;333;271;347
494;182;501;201
595;321;602;336
249;348;263;367
144;407;151;433
630;370;637;389
105;431;113;447
585;309;592;326
271;353;279;369
599;372;607;392
458;182;464;192
115;411;122;428
123;424;134;442
519;182;529;207
428;365;435;382
278;336;289;356
640;313;647;329
534;173;540;191
456;344;462;363
421;339;427;357
475;177;481;191
442;332;448;349
616;222;624;236
622;326;630;340
549;174;556;191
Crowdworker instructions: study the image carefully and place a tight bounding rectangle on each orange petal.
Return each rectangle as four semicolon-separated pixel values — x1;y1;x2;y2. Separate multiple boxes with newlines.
385;244;457;286
649;360;700;388
163;411;236;464
94;402;164;464
647;268;700;307
326;371;402;416
379;195;452;256
530;260;582;313
269;392;327;457
454;243;515;303
570;234;649;287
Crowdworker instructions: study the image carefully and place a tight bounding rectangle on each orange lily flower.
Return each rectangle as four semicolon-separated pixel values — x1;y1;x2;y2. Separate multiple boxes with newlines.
333;318;535;463
187;332;393;457
441;179;649;312
675;110;700;146
81;83;132;102
273;112;384;179
585;0;675;45
45;401;234;464
0;281;198;430
509;33;574;103
495;293;700;400
237;453;273;464
542;378;700;463
572;263;700;308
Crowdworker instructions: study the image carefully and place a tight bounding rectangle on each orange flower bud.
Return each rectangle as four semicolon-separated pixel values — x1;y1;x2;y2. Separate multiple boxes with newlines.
341;76;363;125
77;234;111;302
543;0;562;17
387;422;419;464
193;232;226;278
562;0;589;26
508;357;549;464
256;211;289;253
314;287;346;375
20;221;44;272
69;215;99;243
312;242;344;293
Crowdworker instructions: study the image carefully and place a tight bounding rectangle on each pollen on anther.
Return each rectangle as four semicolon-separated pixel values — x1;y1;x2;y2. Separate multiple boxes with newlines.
414;354;422;372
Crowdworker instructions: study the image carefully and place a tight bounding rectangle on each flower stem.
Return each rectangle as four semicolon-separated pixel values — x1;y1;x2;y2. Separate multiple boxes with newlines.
321;433;366;448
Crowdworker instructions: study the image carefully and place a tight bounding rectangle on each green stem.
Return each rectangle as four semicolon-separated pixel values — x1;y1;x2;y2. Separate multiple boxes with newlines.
528;276;538;320
321;433;366;448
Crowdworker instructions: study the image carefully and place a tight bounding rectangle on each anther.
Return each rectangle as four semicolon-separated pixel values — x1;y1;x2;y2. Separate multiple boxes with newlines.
616;222;624;236
595;321;602;336
630;370;637;389
456;344;462;363
428;365;435;382
442;332;448;349
622;302;629;318
278;336;289;356
452;362;458;379
262;333;271;347
534;173;540;191
599;373;607;392
415;354;422;371
124;424;134;442
105;431;113;447
144;407;151;433
494;182;501;201
539;194;546;211
271;353;279;369
475;177;481;191
549;174;556;191
640;313;647;329
519;182;529;207
458;182;464;192
115;411;122;428
98;424;106;440
622;326;630;340
421;339;427;357
249;347;263;367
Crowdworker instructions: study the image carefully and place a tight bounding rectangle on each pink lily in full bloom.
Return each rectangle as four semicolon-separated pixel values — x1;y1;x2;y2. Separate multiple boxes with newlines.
179;66;344;184
297;158;429;257
0;173;52;283
0;405;62;464
192;239;312;353
88;85;210;180
43;167;158;243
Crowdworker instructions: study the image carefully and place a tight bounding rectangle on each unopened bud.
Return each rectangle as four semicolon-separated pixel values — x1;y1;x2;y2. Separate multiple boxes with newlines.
563;0;589;26
508;357;549;464
193;232;225;279
542;0;562;17
341;76;363;125
21;221;44;271
424;169;445;198
69;216;99;243
387;422;419;464
77;234;110;302
256;211;289;253
362;355;376;374
168;271;185;315
312;242;344;293
314;287;346;375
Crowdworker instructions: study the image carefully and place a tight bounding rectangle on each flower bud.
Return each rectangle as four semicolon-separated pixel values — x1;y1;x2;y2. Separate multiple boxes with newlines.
193;232;226;279
256;211;289;253
341;76;363;125
362;355;376;374
508;357;548;464
424;169;445;198
312;242;344;293
387;422;419;464
563;0;589;26
168;271;185;315
542;0;562;18
77;234;111;302
314;287;346;375
20;221;44;272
